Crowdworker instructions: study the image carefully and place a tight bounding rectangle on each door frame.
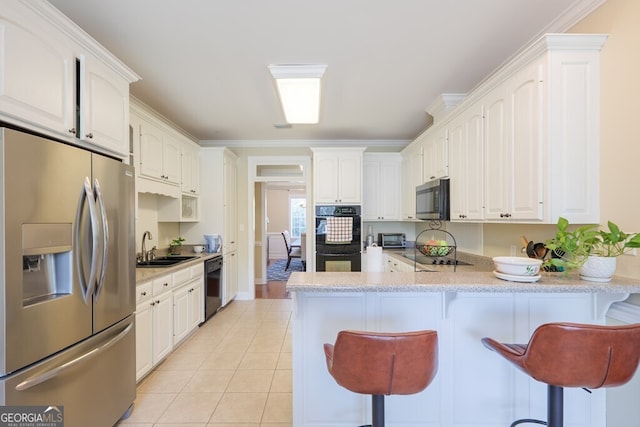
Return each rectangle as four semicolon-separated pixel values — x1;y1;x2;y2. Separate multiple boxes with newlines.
247;156;312;290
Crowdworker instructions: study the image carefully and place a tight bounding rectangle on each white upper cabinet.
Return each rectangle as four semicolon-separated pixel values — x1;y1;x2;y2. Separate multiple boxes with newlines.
423;126;449;182
0;1;139;158
139;119;182;186
0;12;74;135
421;33;606;224
401;142;423;220
312;148;364;204
181;143;200;195
449;103;485;222
363;153;401;221
78;55;131;156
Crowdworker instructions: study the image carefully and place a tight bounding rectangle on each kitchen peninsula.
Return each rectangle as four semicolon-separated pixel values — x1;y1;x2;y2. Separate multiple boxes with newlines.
286;271;640;427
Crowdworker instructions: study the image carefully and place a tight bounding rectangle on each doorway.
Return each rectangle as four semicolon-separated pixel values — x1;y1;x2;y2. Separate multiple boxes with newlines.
248;156;312;296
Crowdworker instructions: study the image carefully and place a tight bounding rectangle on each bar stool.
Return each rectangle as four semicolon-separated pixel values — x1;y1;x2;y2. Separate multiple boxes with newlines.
324;330;438;427
481;322;640;427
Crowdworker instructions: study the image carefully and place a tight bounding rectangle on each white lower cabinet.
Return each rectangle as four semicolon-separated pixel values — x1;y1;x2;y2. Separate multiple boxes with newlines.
135;263;204;382
223;251;238;307
173;276;204;345
135;273;174;381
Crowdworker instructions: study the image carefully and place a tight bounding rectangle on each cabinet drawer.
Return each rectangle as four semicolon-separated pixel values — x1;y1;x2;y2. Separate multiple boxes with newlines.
190;263;204;279
152;274;173;295
136;281;152;303
173;267;191;287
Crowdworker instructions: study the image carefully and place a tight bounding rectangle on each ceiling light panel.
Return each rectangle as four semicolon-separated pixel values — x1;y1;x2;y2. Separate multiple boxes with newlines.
269;64;327;124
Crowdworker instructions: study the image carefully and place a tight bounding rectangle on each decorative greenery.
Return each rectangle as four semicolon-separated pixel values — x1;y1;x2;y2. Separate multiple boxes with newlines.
545;217;640;270
168;236;185;254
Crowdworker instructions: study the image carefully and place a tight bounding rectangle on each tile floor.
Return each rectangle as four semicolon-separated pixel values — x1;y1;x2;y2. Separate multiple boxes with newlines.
118;298;293;427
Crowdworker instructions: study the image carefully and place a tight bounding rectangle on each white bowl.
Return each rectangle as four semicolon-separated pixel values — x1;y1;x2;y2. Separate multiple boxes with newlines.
492;256;542;276
193;245;206;253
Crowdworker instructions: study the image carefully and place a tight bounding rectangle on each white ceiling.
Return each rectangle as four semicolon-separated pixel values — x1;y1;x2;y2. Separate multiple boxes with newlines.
48;0;600;145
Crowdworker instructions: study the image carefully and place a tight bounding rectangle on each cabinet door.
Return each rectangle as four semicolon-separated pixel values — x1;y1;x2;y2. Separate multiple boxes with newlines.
135;302;153;381
0;15;74;134
79;55;130;156
314;153;340;203
509;62;543;221
223;251;238;306
189;278;204;329
223;153;238;252
424;127;448;181
362;159;380;220
152;291;173;363
163;135;182;185
448;118;466;220
139;120;165;180
379;159;401;220
465;106;485;220
173;285;190;345
337;153;362;203
181;144;200;195
484;87;510;220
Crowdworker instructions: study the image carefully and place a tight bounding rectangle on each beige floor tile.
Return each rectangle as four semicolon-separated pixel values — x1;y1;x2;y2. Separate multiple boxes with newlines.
118;392;176;424
209;392;268;423
261;393;292;423
247;338;284;353
276;352;291;370
137;370;193;394
239;352;280;370
157;350;208;371
259;424;291;427
156;392;222;423
270;370;292;393
155;424;207;427
227;369;274;392
183;370;235;393
176;335;224;353
201;352;244;370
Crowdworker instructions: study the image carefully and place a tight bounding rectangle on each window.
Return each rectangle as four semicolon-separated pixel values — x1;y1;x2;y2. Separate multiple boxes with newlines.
290;197;306;239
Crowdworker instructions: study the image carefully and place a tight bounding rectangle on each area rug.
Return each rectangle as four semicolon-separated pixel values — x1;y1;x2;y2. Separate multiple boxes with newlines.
267;258;305;281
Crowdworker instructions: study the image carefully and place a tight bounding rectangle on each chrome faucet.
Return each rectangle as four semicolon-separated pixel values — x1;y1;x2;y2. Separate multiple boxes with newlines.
141;231;153;262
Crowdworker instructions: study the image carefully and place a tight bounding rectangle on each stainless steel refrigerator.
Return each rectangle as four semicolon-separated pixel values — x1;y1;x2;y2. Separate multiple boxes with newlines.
0;127;136;426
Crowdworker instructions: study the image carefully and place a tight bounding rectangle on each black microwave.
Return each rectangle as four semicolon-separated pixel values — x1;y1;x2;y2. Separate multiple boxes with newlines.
416;178;450;220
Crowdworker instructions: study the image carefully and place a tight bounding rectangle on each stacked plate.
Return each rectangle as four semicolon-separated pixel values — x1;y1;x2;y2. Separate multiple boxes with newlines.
492;256;543;283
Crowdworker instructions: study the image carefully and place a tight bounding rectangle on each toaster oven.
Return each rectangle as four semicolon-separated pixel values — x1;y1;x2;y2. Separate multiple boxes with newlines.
378;233;406;248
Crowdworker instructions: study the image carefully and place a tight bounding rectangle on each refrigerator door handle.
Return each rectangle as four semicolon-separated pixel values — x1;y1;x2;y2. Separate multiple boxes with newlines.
74;176;101;304
14;322;133;392
93;178;109;302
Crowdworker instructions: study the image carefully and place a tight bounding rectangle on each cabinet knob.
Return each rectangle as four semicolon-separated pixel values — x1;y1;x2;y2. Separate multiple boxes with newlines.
141;291;147;296
150;301;155;306
163;282;169;287
68;128;76;134
85;132;94;139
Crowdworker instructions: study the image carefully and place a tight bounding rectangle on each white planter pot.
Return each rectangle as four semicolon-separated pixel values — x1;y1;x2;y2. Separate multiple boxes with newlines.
579;256;617;282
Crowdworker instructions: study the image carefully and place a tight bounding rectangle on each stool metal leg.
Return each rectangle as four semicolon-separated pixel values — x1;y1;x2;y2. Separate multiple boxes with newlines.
372;394;385;427
547;385;563;427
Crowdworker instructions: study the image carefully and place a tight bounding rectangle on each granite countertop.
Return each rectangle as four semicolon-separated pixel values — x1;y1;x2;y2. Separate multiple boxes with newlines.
135;252;222;283
286;271;640;293
288;249;640;293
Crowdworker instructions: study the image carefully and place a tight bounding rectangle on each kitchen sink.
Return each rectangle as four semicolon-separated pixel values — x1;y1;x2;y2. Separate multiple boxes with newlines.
136;255;199;268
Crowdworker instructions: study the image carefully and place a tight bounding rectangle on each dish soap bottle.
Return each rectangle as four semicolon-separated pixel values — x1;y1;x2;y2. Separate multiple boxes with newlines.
366;226;374;247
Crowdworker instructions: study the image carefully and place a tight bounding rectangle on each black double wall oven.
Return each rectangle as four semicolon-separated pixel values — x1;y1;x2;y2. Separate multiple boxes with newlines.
315;205;361;272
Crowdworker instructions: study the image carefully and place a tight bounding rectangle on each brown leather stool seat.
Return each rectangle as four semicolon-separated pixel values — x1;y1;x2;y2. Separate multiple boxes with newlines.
482;322;640;427
324;330;438;427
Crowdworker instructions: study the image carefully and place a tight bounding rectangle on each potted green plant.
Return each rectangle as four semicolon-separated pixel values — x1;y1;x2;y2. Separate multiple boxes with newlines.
168;236;185;255
545;217;640;281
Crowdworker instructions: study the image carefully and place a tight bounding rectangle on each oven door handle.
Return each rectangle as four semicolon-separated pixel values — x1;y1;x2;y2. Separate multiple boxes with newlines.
316;252;360;257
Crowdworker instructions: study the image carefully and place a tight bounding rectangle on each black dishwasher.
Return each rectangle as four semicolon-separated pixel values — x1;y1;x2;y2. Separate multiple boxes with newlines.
203;256;223;322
